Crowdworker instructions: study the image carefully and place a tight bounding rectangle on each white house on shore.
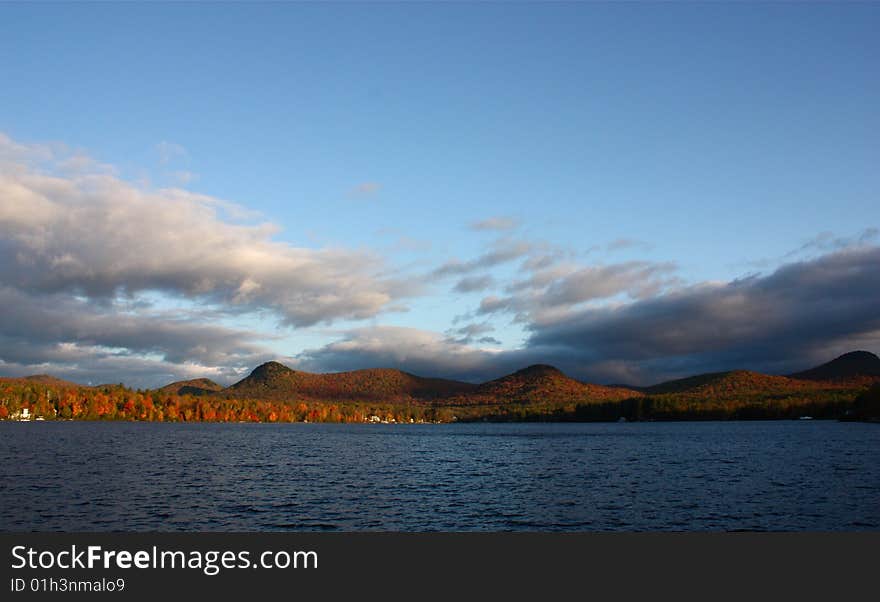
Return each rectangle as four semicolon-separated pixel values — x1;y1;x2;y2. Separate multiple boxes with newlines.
8;407;31;420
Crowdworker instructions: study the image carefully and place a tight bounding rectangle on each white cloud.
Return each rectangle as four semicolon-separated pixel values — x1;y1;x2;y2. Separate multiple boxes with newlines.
0;133;408;327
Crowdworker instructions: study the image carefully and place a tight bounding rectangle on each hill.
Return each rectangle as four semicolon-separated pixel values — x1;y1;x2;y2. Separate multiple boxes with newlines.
3;351;878;423
0;374;85;388
643;370;822;399
224;361;477;403
789;351;880;383
447;364;641;406
158;377;224;396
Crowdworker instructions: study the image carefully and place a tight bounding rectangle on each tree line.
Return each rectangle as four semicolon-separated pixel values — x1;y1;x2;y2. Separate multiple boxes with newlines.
0;380;871;423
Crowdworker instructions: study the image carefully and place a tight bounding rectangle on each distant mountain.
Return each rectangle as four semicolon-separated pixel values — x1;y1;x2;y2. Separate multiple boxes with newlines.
447;364;641;405
3;351;879;423
158;377;223;396
224;361;477;402
642;370;818;398
3;350;878;416
789;351;880;383
0;374;85;388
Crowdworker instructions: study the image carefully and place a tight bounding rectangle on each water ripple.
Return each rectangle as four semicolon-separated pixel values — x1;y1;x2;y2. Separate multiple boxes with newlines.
1;421;878;531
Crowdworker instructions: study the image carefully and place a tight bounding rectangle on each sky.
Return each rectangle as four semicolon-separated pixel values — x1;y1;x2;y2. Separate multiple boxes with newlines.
0;3;878;388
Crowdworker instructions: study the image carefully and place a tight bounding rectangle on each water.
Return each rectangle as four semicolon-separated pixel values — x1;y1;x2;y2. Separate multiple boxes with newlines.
1;421;877;531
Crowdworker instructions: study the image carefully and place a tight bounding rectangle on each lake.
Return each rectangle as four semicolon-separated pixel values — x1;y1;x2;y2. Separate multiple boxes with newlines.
1;421;877;531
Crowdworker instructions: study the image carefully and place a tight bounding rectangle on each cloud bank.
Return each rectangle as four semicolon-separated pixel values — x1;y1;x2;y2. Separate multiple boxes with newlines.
300;246;880;385
0;133;409;386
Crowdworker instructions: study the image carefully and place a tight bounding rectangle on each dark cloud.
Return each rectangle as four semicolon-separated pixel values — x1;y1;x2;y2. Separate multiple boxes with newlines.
301;247;880;385
453;275;496;294
528;246;880;379
0;286;275;387
518;252;564;272
0;345;257;390
477;295;516;315
297;326;532;383
444;322;498;345
296;325;652;384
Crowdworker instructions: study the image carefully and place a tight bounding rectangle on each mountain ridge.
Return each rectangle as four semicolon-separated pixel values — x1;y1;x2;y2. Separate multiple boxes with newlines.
3;351;879;423
223;363;477;403
5;350;880;407
0;374;86;388
445;363;641;406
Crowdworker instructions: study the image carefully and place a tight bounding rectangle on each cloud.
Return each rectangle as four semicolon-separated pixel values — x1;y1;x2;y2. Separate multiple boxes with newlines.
0;288;268;365
606;238;652;252
432;239;532;278
0;135;408;327
444;322;499;345
519;250;568;272
0;132;57;165
302;246;880;386
478;261;680;324
541;261;678;308
527;246;880;379
4;133;877;389
784;228;878;259
452;274;496;293
0;286;275;388
478;295;515;316
0;133;414;387
0;351;258;390
57;153;117;176
297;326;522;382
470;216;519;232
296;324;652;384
740;227;879;271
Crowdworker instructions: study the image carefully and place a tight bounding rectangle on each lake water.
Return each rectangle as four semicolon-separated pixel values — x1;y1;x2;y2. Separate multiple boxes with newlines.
1;421;878;531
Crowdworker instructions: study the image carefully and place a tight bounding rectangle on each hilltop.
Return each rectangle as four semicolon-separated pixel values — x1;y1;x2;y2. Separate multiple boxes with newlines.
224;361;477;402
159;377;223;396
789;351;880;383
0;374;85;388
643;370;822;399
447;364;641;406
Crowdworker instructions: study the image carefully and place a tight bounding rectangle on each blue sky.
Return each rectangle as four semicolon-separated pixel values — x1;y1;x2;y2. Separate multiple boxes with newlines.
1;3;878;387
